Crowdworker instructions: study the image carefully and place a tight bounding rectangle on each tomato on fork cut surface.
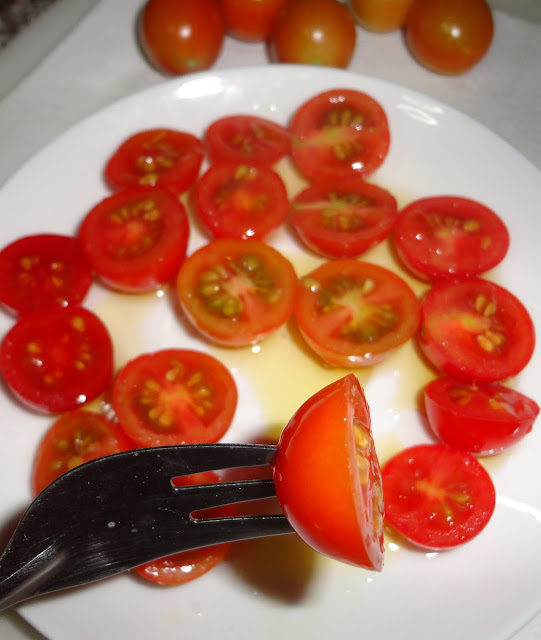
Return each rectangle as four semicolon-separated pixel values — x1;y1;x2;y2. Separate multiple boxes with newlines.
273;374;384;570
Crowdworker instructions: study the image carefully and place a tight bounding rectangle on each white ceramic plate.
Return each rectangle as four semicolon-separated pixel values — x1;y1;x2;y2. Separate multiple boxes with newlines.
0;66;539;640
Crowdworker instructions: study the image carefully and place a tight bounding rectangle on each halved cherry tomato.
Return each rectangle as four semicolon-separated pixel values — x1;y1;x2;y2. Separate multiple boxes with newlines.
424;378;539;456
219;0;288;41
78;186;189;293
393;196;510;282
32;409;133;495
290;179;398;258
273;374;384;570
112;349;237;447
135;471;235;585
382;443;496;549
405;0;494;75
205;115;290;165
418;277;535;383
104;129;205;195
348;0;414;33
0;306;114;414
139;0;226;76
289;88;390;181
268;0;357;68
295;260;420;367
0;234;92;316
177;239;297;346
194;162;288;240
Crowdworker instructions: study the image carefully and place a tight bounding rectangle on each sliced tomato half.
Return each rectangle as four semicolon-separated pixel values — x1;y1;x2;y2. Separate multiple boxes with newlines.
112;349;237;447
177;239;297;346
0;306;114;414
295;259;420;367
205;115;291;165
290;178;398;258
194;161;288;240
418;277;535;382
0;234;92;316
382;443;496;550
394;196;510;281
273;374;384;570
134;471;235;585
32;409;133;495
289;88;390;181
104;128;205;195
424;377;539;455
78;186;189;293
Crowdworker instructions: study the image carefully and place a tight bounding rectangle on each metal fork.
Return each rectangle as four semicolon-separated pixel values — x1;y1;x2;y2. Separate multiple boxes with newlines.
0;443;293;611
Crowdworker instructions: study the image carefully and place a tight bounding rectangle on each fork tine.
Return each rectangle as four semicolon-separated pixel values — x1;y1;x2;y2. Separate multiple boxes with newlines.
178;478;278;510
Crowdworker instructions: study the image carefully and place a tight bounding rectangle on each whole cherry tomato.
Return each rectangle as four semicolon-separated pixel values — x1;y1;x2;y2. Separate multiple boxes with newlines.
219;0;288;42
348;0;414;33
139;0;226;75
405;0;494;75
268;0;357;68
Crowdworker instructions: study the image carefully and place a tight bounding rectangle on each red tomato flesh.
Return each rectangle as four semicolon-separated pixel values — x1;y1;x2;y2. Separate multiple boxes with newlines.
112;349;237;448
32;409;133;495
418;277;535;383
177;239;297;347
135;471;235;585
195;162;288;240
78;186;189;293
104;128;205;195
205;115;290;165
290;179;398;258
289;88;390;181
382;443;496;549
273;374;384;570
394;196;510;282
424;378;539;456
0;234;92;316
295;260;420;367
0;306;114;414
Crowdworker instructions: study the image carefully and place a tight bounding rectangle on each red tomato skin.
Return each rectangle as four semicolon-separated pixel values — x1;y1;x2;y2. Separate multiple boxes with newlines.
348;0;414;33
140;0;225;76
418;278;535;383
0;307;114;414
295;260;420;367
177;239;297;347
268;0;357;68
32;410;133;495
104;129;205;195
112;349;237;448
205;115;291;165
219;0;288;41
405;0;494;75
78;186;189;293
290;179;398;258
0;234;92;316
289;88;390;181
382;443;496;549
195;161;289;241
424;378;540;456
135;471;235;585
393;196;510;282
273;374;384;570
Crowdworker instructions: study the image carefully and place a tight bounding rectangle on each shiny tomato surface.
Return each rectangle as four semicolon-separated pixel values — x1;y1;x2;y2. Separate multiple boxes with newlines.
140;0;226;75
348;0;414;32
112;349;237;448
269;0;357;68
418;277;535;383
405;0;494;75
219;0;288;41
424;378;539;456
32;410;133;495
273;374;384;570
382;444;496;549
177;238;297;346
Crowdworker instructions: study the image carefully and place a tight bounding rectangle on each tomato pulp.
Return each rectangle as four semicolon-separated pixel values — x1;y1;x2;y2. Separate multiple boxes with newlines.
273;374;384;570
